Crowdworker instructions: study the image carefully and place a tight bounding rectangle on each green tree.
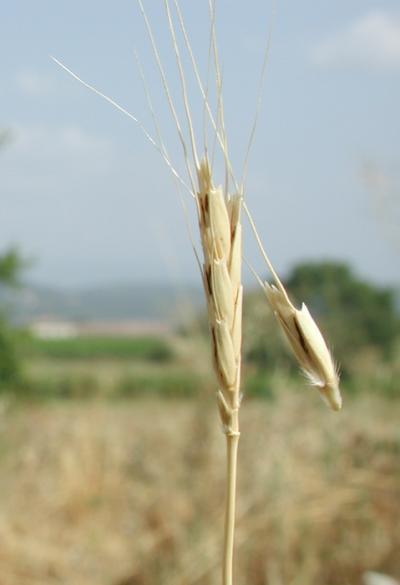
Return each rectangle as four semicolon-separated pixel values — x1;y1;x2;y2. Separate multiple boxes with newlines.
243;290;289;370
0;248;26;388
286;262;399;362
0;131;26;388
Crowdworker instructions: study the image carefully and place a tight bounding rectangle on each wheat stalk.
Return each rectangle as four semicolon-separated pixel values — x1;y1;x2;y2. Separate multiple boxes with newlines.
132;5;245;581
197;157;242;584
52;2;341;583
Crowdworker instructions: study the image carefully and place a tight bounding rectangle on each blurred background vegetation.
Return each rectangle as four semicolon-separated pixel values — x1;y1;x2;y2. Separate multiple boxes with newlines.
0;247;26;389
0;246;398;403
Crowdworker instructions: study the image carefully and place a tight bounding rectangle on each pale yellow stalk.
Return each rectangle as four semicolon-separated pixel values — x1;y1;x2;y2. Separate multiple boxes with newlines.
197;155;243;585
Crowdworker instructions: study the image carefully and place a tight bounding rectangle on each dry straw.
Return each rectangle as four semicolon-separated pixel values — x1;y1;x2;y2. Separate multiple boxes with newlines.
53;1;342;583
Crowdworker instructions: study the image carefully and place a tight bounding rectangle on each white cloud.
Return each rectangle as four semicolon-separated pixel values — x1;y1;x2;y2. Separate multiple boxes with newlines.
311;10;400;70
15;71;55;96
10;124;114;163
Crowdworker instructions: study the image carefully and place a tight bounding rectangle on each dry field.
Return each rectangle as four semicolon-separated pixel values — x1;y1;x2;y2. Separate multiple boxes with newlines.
0;389;399;585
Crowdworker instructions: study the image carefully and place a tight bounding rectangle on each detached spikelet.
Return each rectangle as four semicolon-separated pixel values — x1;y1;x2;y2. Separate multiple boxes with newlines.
265;282;342;411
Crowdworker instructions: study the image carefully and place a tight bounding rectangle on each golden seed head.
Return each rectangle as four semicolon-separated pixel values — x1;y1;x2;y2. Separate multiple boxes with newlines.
196;155;242;414
265;283;342;411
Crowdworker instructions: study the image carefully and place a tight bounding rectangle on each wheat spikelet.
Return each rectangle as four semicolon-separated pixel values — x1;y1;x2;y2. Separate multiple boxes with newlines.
244;202;342;411
265;283;342;411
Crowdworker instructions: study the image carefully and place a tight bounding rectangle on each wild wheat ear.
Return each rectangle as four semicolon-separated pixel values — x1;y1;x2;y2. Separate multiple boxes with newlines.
244;202;342;412
265;283;342;411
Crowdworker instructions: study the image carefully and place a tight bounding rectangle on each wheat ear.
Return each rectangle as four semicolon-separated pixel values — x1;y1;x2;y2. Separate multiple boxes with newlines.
197;156;242;585
136;3;244;581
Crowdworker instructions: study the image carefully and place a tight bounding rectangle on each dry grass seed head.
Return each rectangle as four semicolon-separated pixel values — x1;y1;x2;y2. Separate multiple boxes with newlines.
195;156;243;408
265;283;342;411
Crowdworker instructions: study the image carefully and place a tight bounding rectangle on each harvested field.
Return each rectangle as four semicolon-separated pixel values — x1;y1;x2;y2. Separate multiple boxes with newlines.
0;391;399;585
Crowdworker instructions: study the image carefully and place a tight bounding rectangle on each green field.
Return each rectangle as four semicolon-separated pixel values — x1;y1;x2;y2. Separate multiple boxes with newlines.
19;333;210;400
29;335;173;361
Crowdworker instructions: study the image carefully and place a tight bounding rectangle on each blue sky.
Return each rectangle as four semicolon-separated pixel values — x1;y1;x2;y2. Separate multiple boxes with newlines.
1;1;399;287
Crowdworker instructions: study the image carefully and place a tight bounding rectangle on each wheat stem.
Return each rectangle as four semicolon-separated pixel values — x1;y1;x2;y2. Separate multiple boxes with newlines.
223;430;239;585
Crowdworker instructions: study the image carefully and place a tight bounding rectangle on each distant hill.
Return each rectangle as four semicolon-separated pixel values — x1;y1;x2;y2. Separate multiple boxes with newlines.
5;278;398;327
1;282;204;325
